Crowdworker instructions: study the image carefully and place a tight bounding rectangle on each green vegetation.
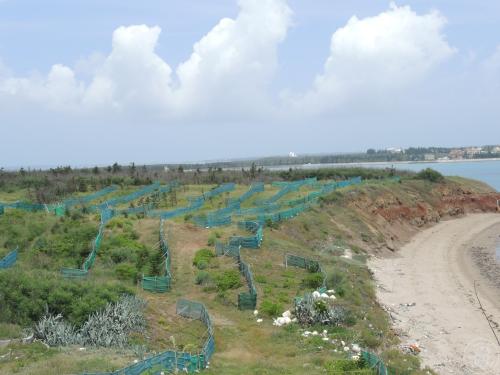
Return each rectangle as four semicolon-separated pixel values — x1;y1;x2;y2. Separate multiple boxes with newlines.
0;269;132;326
301;273;324;288
214;270;242;291
0;173;487;374
193;248;215;270
415;168;445;183
260;299;283;317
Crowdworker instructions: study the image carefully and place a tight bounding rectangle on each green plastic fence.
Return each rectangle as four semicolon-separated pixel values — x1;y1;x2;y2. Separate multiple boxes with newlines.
93;183;161;210
82;300;214;375
61;208;115;278
361;351;388;375
215;241;257;310
231;182;264;204
262;177;317;205
228;221;263;249
257;203;309;225
203;183;235;199
148;183;230;220
0;201;45;212
64;186;119;208
0;247;18;269
142;219;171;293
285;254;327;289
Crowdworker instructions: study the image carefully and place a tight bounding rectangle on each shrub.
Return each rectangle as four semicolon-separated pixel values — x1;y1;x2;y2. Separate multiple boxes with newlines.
115;263;138;282
149;251;164;275
302;273;324;288
415;168;444;183
195;271;211;285
255;275;267;284
260;299;283;317
214;270;242;291
193;248;214;270
0;270;133;326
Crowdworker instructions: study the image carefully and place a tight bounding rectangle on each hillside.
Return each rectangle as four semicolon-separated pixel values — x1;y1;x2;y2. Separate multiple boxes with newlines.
0;174;498;375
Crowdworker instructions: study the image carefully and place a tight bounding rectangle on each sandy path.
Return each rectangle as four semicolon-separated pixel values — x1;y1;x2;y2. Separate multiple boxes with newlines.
370;214;500;374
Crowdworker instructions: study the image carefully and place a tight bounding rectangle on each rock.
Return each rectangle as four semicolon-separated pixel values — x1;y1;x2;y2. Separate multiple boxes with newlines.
256;319;263;323
253;310;259;316
351;344;361;353
282;310;291;318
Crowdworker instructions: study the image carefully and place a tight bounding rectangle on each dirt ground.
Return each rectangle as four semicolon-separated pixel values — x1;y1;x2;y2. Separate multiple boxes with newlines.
370;213;500;375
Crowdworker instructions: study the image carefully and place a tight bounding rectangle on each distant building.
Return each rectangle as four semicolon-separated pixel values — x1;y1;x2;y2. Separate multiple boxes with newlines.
288;152;298;158
424;154;436;161
492;146;500;153
449;149;465;159
465;147;482;158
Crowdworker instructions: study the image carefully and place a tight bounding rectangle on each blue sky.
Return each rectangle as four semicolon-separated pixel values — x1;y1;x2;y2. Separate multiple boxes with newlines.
1;1;499;167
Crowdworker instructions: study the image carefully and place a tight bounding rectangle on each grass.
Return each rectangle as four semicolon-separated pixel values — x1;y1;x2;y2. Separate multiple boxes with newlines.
0;177;486;374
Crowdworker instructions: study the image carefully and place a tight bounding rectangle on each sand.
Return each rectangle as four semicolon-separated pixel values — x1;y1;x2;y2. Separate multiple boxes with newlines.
370;213;500;374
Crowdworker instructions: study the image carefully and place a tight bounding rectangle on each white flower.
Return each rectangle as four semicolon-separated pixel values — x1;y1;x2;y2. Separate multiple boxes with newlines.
253;310;259;316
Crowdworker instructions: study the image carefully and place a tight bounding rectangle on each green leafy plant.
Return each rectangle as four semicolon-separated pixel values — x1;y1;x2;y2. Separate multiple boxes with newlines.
193;248;214;270
214;270;242;291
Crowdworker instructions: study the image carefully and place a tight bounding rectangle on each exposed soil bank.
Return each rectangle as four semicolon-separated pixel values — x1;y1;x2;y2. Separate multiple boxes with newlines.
370;214;500;375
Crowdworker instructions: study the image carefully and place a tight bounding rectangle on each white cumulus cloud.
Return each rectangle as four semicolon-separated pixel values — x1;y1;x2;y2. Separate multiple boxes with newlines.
174;0;292;118
0;1;458;123
286;3;456;114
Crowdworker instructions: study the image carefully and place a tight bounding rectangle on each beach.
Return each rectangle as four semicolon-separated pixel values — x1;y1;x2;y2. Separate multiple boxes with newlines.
370;214;500;374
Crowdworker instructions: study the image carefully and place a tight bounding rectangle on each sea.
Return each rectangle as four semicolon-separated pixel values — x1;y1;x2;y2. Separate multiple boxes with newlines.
267;159;500;191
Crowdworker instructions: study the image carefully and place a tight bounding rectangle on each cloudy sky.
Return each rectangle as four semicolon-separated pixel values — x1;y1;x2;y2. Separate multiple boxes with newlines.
0;0;499;168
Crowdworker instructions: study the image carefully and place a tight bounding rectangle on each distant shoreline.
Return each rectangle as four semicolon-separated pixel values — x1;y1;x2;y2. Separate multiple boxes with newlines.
263;157;500;170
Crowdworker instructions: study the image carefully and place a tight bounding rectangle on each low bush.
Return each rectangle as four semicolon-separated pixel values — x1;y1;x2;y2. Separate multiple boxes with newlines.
0;270;133;326
414;168;444;183
195;270;211;285
115;263;138;283
302;273;324;289
193;248;214;270
214;270;242;291
260;299;283;317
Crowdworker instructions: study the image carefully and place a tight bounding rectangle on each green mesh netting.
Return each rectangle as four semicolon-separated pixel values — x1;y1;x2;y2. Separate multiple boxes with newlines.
149;183;230;220
93;183;161;210
215;235;258;310
64;185;119;208
142;219;171;293
285;254;327;289
61;208;114;278
361;351;388;375
0;247;18;269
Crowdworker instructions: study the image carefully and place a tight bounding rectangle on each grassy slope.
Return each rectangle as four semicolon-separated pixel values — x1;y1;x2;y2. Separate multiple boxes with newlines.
0;177;496;374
